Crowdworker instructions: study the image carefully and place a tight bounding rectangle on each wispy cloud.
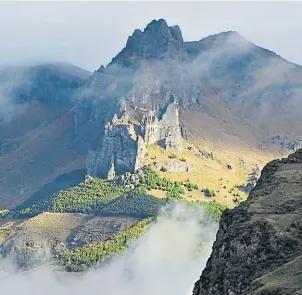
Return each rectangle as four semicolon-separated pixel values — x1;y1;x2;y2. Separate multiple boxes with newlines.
0;203;218;295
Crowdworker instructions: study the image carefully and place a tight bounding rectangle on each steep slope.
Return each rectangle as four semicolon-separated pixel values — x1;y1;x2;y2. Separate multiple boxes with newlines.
0;63;91;209
78;19;302;182
83;19;302;149
193;149;302;295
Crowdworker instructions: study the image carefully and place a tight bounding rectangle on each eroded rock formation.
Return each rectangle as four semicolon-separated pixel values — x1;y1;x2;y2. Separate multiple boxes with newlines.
86;99;183;178
86;118;147;178
141;100;183;150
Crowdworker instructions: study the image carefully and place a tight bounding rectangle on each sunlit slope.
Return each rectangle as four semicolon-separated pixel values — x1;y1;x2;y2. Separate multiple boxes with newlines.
146;139;275;207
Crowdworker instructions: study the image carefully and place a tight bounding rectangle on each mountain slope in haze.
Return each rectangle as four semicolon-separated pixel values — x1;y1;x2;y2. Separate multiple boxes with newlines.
193;149;302;295
1;19;302;210
74;19;302;205
79;19;302;167
0;63;91;209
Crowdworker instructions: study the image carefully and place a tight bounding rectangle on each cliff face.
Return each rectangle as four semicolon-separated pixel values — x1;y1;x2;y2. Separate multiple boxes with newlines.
141;100;183;150
86;119;147;179
193;149;302;295
75;18;302;180
86;99;183;178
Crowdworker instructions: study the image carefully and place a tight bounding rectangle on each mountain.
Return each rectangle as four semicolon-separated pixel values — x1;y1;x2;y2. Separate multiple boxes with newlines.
79;18;302;178
1;19;302;210
0;63;91;209
193;149;302;295
73;19;302;203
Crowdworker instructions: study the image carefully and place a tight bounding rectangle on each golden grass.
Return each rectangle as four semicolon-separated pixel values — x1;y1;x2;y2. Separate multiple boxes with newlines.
146;140;276;207
22;212;87;230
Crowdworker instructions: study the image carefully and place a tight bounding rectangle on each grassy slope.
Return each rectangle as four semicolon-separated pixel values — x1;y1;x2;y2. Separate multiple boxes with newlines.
0;161;228;272
58;217;153;271
146;140;275;207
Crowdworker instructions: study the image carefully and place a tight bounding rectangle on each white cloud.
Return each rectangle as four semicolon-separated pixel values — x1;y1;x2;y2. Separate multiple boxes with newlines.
0;202;218;295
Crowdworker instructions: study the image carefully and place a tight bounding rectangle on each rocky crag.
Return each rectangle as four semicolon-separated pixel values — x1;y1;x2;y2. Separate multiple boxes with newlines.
86;98;183;178
193;149;302;295
77;18;302;179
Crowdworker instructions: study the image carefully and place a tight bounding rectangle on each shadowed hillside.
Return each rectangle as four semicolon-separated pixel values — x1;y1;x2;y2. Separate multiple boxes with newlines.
193;149;302;295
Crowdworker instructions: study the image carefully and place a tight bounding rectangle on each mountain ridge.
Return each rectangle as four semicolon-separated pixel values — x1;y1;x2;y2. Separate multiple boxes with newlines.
0;18;302;210
193;148;302;294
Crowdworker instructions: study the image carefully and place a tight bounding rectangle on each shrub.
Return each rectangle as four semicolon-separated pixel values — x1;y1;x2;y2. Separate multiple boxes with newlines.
138;165;184;199
0;209;9;218
204;188;216;197
161;166;167;172
168;154;177;159
200;201;227;221
17;165;188;217
58;218;153;271
17;179;130;217
132;186;147;196
184;182;199;191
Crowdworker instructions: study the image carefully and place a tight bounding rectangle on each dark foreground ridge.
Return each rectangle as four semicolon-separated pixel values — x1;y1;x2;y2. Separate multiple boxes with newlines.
193;149;302;295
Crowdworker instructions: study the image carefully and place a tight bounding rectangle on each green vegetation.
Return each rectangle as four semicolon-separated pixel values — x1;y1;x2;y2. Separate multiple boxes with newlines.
204;188;216;197
183;180;199;191
57;199;227;272
17;166;182;217
18;179;129;217
200;201;228;221
138;165;184;199
0;209;9;218
199;150;214;160
51;178;128;213
58;218;153;271
16;165;228;221
180;157;187;162
100;194;166;218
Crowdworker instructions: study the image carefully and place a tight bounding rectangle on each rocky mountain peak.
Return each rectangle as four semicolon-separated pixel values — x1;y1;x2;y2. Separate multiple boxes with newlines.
144;18;183;42
110;18;184;67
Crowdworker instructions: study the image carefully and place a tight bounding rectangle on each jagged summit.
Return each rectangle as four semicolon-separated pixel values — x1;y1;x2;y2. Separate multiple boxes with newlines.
102;19;282;73
109;19;184;67
144;18;183;42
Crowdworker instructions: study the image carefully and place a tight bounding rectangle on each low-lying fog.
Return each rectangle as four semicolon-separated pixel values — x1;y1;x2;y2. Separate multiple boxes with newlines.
0;203;218;295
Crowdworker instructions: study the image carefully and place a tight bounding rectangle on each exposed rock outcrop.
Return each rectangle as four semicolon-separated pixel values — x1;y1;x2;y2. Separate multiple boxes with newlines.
110;18;184;68
87;118;147;178
193;149;302;295
80;18;302;180
87;99;183;178
141;100;183;151
262;136;302;153
166;161;195;172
